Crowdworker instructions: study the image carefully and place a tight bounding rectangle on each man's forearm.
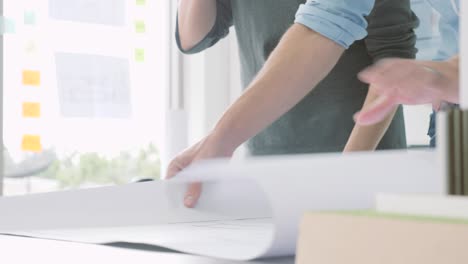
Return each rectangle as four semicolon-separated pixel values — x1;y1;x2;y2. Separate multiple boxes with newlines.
209;24;345;152
178;0;217;50
344;87;398;152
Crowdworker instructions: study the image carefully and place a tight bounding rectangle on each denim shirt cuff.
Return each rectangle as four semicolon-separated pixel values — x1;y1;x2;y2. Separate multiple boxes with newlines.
294;3;369;49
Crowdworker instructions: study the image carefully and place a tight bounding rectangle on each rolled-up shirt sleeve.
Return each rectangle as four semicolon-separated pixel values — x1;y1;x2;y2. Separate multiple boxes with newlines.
365;0;419;62
176;0;233;54
295;0;375;49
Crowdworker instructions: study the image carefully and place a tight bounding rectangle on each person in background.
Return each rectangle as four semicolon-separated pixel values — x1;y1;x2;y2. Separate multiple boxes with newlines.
170;0;418;208
354;0;460;148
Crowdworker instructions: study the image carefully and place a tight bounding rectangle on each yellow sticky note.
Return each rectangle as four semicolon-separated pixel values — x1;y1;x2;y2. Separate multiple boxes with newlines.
25;40;38;54
22;102;41;118
21;135;42;152
135;20;146;33
136;0;146;5
135;49;145;62
22;70;41;86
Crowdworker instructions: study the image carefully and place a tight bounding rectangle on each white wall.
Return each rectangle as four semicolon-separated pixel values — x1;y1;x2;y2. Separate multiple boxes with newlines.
177;32;246;159
183;34;239;145
163;1;243;167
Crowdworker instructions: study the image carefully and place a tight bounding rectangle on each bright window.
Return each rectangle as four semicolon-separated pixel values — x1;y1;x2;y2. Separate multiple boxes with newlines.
3;0;169;195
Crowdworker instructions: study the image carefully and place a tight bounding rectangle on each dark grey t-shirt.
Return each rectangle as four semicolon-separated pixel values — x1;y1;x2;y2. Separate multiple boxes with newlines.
176;0;418;155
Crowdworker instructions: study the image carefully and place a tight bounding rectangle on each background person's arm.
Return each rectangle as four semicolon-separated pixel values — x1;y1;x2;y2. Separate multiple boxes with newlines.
355;56;460;126
344;0;418;151
344;88;398;152
424;56;459;103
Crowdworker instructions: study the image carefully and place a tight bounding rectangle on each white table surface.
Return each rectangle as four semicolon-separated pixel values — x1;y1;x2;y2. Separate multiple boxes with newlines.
0;235;294;264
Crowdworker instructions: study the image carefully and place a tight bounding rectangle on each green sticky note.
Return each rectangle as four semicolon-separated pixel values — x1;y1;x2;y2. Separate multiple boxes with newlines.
135;20;146;33
24;11;36;25
1;18;16;34
135;49;145;62
136;0;146;6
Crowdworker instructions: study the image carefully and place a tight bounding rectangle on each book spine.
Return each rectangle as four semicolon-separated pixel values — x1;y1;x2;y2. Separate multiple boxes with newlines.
437;111;454;194
454;109;463;195
463;110;468;195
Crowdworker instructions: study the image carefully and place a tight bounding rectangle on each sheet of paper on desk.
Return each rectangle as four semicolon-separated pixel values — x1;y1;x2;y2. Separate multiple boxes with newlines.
0;150;443;260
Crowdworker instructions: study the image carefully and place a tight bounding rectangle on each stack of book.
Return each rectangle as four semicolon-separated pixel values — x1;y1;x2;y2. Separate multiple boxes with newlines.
296;194;468;264
437;109;468;195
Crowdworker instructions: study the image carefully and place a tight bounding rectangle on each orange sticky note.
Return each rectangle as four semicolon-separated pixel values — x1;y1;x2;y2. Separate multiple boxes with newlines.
22;102;41;118
22;70;41;86
21;135;42;152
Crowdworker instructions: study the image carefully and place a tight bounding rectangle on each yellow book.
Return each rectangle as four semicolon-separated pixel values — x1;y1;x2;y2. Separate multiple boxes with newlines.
297;211;468;264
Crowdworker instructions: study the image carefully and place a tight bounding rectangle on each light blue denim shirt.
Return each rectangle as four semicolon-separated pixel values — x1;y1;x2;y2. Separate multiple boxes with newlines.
294;0;375;48
294;0;460;55
427;0;459;60
427;0;460;147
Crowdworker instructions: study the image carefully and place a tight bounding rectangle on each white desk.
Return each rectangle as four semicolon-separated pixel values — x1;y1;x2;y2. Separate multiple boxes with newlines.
0;235;294;264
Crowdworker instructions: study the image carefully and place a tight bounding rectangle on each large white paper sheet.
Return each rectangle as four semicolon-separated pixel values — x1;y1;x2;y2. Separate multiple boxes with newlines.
55;52;131;118
1;179;273;260
1;235;287;264
49;0;126;26
0;150;444;260
0;178;271;230
11;219;274;261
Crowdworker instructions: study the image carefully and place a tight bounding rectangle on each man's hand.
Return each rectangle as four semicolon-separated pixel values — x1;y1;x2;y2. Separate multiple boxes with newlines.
165;132;234;208
354;57;459;126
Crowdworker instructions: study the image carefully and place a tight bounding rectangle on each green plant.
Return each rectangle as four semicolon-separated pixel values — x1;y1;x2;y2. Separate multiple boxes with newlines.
40;143;161;189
